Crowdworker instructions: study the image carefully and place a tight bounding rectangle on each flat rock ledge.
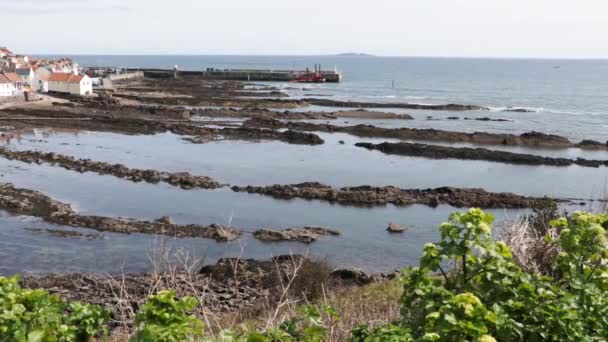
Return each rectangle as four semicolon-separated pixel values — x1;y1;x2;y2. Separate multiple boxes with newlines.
232;182;553;209
193;107;412;120
184;127;324;145
243;118;607;150
0;147;221;189
253;226;340;243
0;109;324;146
0;183;241;241
355;142;608;168
304;98;489;111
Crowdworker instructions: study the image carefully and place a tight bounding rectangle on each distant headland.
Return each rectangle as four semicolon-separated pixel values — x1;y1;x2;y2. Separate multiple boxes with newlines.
335;52;375;57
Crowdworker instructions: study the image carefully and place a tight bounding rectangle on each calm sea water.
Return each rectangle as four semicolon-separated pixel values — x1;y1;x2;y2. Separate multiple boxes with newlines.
45;54;608;141
6;55;606;274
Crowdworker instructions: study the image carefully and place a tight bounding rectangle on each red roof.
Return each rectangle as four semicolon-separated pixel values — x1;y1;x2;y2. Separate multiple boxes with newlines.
49;72;85;84
0;72;20;84
0;72;21;83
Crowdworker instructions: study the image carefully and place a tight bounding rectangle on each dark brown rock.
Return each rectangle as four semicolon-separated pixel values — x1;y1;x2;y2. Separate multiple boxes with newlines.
0;147;221;189
253;226;340;243
232;182;553;209
243;118;599;150
354;141;608;168
0;183;241;241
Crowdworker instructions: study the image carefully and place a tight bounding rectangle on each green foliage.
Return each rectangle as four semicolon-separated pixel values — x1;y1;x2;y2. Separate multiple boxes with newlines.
362;208;608;341
131;290;204;342
130;291;336;342
350;324;413;341
0;275;109;342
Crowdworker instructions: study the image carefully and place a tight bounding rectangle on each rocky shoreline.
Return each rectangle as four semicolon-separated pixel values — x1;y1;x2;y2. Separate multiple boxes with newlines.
232;182;553;208
20;256;389;322
355;141;608;168
193;107;413;120
0;108;325;145
0;182;348;243
111;76;490;111
243;118;607;150
304;98;489;111
0;147;222;189
0;183;242;241
183;127;324;145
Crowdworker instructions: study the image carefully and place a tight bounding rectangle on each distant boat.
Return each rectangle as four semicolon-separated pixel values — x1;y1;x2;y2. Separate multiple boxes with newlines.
293;73;326;83
553;65;561;69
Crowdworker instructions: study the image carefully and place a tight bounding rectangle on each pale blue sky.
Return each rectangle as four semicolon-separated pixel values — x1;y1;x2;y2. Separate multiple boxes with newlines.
3;0;608;58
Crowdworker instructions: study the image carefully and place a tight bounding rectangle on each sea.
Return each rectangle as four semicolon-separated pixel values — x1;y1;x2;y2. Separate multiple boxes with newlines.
1;55;605;275
56;54;608;141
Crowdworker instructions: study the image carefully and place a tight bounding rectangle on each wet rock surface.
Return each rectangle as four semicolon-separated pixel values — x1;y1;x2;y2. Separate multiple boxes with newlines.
330;109;413;119
243;118;601;150
184;127;324;145
24;227;103;240
303;98;489;111
502;107;535;113
253;226;341;243
232;182;553;209
355;141;608;168
0;109;324;145
0;147;222;189
0;183;242;241
110;77;489;111
386;223;408;233
428;116;511;122
193;107;412;120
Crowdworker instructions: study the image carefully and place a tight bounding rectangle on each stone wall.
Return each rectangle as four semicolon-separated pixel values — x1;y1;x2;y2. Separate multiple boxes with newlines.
107;71;144;81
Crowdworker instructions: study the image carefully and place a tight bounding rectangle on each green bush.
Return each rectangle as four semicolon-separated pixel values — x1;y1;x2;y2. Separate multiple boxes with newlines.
132;290;204;341
0;275;109;342
355;208;608;341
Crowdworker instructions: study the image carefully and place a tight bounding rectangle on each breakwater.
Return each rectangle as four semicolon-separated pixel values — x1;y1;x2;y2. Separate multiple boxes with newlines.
128;67;342;82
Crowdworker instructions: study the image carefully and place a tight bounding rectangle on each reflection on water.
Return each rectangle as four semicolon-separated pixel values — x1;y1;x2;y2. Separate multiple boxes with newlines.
0;157;532;274
0;127;605;275
0;201;524;276
3;129;608;200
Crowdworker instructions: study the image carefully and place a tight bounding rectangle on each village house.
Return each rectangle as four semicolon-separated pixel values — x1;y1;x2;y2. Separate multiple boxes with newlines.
32;67;51;92
15;67;34;85
0;47;13;58
48;72;93;95
0;71;23;97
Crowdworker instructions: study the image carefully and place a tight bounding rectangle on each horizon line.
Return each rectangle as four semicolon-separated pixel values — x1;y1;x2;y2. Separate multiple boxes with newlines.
25;52;608;61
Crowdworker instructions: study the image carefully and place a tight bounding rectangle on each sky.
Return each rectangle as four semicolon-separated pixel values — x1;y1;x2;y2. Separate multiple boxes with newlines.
2;0;608;58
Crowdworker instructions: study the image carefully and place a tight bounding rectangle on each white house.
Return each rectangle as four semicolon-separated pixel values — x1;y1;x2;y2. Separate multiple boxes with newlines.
15;67;34;85
48;72;93;96
33;67;51;92
0;72;23;97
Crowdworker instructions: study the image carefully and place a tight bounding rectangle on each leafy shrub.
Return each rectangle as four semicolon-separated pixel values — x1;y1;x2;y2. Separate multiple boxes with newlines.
131;290;336;341
0;275;108;342
132;290;204;341
356;208;608;341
